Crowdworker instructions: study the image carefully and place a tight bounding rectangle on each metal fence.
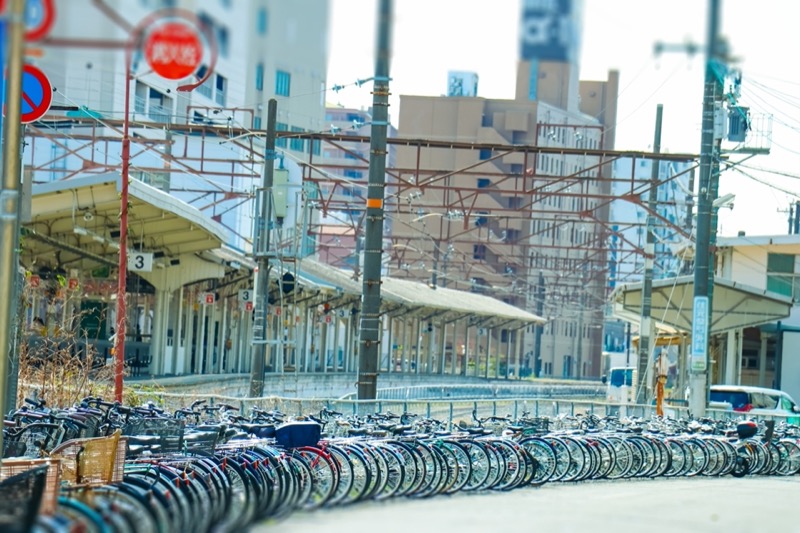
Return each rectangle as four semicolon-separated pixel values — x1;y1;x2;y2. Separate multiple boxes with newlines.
338;382;606;401
137;388;798;428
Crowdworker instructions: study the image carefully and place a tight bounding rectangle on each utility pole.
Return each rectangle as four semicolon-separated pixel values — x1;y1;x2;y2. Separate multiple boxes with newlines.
357;0;393;401
0;0;26;419
690;0;724;418
636;104;663;405
249;98;277;398
533;270;544;378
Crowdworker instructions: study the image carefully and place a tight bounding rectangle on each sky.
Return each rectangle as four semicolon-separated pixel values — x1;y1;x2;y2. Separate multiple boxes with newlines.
325;0;800;238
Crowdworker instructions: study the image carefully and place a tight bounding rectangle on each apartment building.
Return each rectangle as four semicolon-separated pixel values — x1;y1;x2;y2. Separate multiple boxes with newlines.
30;0;329;251
389;0;619;379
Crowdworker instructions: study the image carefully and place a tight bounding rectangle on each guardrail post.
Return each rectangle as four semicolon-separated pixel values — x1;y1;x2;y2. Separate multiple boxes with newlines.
426;402;431;418
513;400;518;420
449;402;454;428
492;401;497;416
535;400;539;417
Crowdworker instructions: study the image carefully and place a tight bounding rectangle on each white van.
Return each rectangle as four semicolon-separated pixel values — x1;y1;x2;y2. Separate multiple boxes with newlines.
709;385;800;423
606;366;637;404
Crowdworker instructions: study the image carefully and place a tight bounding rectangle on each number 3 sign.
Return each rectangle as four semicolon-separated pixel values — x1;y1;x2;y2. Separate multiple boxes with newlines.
128;252;153;272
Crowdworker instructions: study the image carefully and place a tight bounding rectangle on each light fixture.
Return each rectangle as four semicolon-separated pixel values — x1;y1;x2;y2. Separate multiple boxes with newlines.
83;211;94;222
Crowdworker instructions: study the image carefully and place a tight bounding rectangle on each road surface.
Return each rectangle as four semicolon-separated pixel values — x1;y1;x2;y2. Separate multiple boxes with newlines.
254;476;800;533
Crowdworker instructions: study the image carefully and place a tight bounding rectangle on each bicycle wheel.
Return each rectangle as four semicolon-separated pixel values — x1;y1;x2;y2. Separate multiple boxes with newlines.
457;438;491;491
519;436;557;485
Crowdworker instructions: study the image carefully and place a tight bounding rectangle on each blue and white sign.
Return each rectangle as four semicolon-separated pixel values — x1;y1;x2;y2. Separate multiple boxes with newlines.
519;0;577;62
691;296;709;372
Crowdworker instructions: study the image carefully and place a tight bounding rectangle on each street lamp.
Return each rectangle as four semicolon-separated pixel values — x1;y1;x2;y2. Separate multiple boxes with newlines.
114;9;215;402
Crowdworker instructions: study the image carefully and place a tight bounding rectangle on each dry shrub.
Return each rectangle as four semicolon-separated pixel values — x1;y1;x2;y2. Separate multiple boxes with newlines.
17;335;159;409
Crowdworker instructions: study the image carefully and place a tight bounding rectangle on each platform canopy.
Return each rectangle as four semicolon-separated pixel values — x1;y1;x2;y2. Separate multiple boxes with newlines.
22;173;229;273
294;259;546;329
610;275;793;334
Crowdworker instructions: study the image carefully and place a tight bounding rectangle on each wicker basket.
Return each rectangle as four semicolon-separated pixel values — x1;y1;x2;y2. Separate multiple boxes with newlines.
0;458;61;515
50;430;127;487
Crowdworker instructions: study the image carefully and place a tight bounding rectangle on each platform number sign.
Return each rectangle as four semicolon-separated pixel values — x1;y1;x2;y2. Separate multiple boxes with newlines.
239;289;253;310
128;252;153;272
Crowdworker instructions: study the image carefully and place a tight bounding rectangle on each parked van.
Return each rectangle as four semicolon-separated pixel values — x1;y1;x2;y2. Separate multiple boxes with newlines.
709;385;800;423
606;366;637;404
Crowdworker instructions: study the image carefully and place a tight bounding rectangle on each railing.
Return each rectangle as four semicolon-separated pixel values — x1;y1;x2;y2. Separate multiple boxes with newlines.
339;382;606;401
134;388;800;428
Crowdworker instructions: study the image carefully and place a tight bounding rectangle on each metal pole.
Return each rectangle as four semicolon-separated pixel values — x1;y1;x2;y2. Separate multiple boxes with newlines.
0;0;25;420
533;271;544;377
250;98;277;397
690;0;723;418
357;0;392;400
114;30;137;402
636;104;663;404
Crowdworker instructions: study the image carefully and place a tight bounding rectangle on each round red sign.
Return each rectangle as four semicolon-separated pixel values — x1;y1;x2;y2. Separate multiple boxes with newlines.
144;21;202;80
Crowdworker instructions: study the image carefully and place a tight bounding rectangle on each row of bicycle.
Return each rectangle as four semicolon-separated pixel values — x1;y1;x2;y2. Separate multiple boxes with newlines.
3;397;800;532
11;427;800;532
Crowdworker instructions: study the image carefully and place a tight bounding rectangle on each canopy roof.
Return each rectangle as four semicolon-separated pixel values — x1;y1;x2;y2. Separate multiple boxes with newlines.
23;174;228;272
610;276;793;334
295;258;546;328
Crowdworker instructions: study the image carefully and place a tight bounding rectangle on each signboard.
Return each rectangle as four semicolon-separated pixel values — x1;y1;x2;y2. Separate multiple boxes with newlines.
519;0;576;62
238;289;252;303
128;252;153;272
29;274;40;288
690;296;709;372
202;292;215;305
20;64;52;124
144;21;203;80
244;301;254;312
0;0;55;42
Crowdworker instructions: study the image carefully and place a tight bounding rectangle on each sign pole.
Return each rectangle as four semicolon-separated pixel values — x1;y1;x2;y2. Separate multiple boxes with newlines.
689;0;723;418
0;0;26;421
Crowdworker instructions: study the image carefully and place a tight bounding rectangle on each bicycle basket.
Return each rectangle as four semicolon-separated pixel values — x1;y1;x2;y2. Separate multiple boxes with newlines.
123;417;185;454
275;421;321;448
0;464;48;533
51;430;126;487
0;458;60;515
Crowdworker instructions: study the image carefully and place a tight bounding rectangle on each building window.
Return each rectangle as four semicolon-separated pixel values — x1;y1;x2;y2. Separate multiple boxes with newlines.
479;148;491;160
276;122;288;148
343;169;363;179
473;244;486;260
215;74;226;106
767;253;798;301
477;178;491;188
290;126;305;152
198;13;229;58
255;63;264;91
276;70;291;97
254;116;262;130
257;7;268;35
312;139;321;156
196;65;212;99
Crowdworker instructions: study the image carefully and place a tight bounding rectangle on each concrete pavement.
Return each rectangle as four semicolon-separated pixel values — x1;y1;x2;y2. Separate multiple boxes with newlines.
255;476;800;533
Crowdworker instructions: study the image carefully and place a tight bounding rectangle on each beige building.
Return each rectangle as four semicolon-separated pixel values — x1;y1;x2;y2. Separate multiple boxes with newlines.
390;58;619;379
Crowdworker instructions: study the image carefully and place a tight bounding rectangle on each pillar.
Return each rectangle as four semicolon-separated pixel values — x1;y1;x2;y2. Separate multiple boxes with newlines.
183;293;194;374
462;323;470;376
758;333;768;387
724;329;737;384
414;319;422;374
149;289;170;376
385;315;394;373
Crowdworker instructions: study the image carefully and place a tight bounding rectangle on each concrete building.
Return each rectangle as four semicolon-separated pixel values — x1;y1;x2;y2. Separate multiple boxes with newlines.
21;0;330;375
388;1;618;380
34;0;329;251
